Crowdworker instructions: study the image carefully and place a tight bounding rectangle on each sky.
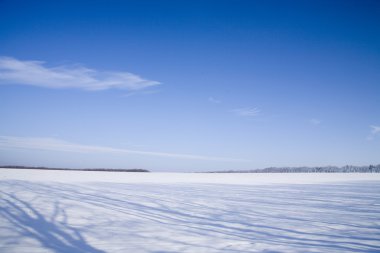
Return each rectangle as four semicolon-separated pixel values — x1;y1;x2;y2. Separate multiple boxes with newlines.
0;0;379;172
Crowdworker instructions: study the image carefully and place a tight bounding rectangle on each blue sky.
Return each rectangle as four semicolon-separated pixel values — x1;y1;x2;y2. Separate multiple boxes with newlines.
0;0;379;171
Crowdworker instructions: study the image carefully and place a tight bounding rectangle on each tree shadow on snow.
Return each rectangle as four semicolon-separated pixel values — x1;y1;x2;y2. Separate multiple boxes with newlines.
1;180;380;253
0;191;105;253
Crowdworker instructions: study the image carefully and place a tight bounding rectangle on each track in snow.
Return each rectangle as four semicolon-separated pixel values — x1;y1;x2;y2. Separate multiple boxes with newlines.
1;170;380;253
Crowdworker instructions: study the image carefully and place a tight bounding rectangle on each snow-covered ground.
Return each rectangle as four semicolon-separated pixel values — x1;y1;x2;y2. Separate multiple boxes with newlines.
1;169;380;253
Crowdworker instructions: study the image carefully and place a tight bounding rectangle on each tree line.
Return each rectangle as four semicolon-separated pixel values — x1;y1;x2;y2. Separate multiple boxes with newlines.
209;164;380;173
0;166;150;172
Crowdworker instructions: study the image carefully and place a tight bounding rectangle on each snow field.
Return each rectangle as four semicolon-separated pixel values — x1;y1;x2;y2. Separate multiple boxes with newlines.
1;169;380;252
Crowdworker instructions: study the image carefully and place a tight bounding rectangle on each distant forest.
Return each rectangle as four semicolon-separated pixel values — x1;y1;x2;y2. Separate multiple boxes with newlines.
0;166;149;172
209;164;380;173
2;165;380;173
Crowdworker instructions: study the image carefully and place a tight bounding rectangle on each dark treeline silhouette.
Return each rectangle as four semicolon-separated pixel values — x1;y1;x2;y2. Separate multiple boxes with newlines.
208;164;380;173
0;166;149;172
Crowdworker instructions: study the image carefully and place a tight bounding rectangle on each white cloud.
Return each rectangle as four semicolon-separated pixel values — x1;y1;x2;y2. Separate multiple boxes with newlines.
370;125;380;134
0;56;160;91
367;125;380;141
208;97;221;104
231;107;260;117
309;118;321;125
0;136;249;162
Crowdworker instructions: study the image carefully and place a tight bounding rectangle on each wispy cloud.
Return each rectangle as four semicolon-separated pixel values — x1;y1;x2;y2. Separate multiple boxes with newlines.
122;89;160;97
0;136;249;162
231;107;260;117
367;125;380;140
208;97;221;104
309;118;321;125
370;125;380;134
0;56;160;91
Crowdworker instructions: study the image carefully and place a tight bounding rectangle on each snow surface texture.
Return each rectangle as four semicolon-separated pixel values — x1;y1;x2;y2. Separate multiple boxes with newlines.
1;170;380;253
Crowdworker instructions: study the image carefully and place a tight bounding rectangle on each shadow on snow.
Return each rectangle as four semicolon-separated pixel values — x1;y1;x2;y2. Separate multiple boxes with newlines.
1;180;380;253
0;190;105;253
